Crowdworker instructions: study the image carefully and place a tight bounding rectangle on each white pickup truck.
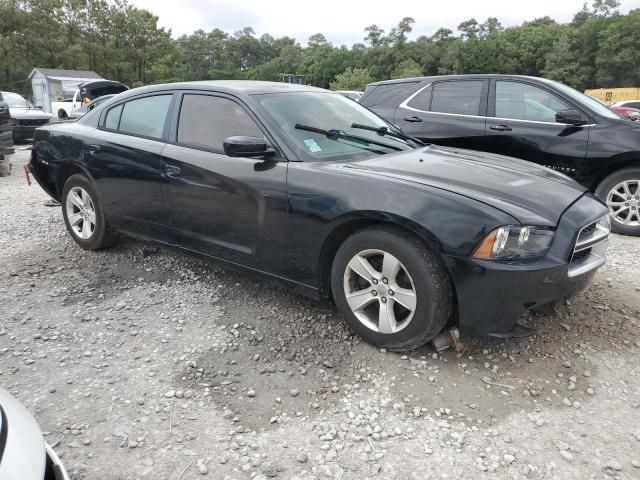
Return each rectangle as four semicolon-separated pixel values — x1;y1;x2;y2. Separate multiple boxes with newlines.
52;80;128;119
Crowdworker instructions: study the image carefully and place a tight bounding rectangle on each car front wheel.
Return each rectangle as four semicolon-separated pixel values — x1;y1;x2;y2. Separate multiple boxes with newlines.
331;227;453;351
596;168;640;236
61;174;117;250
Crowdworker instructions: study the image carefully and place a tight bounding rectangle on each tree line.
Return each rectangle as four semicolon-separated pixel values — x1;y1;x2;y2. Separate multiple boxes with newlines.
0;0;637;96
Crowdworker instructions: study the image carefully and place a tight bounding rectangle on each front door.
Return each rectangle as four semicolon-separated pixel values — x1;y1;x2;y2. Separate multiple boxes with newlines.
161;92;288;269
394;79;488;150
485;80;590;180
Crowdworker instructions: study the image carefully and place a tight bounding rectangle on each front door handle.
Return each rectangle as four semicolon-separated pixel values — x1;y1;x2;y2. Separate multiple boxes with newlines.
404;116;423;123
87;144;101;155
489;124;512;132
164;164;181;179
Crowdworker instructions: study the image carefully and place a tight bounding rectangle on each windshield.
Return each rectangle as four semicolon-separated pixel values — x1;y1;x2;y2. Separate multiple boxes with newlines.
253;91;413;161
551;81;620;120
2;92;34;109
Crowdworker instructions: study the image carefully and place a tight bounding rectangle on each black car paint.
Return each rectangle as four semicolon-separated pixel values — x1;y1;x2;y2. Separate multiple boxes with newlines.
29;81;608;338
362;74;640;191
0;92;13;153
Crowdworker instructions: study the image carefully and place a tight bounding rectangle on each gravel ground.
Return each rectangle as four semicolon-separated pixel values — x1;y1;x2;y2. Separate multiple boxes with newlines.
1;147;639;480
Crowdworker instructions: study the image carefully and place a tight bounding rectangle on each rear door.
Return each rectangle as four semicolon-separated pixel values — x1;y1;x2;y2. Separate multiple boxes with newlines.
485;79;589;178
160;92;289;269
87;93;174;238
393;79;488;150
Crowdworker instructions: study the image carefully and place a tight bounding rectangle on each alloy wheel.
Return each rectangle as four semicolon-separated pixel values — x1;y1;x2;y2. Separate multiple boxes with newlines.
65;186;96;239
342;249;417;334
606;179;640;227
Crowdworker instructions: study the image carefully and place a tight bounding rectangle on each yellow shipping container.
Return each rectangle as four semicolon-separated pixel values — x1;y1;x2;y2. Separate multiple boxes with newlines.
585;87;640;104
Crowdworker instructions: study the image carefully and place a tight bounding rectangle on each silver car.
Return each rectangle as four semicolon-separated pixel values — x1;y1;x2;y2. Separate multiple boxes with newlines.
0;387;70;480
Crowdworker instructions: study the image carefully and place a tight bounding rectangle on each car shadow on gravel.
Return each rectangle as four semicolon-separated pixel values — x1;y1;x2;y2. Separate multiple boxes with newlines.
33;234;637;431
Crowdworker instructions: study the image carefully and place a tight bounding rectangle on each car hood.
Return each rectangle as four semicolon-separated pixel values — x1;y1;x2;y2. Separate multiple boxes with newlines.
338;145;588;226
9;108;55;120
0;387;46;480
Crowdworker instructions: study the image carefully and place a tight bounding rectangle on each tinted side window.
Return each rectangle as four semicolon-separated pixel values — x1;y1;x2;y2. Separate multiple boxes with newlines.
361;82;418;107
495;81;571;123
118;95;172;139
431;81;483;116
104;104;123;130
177;94;262;152
407;85;433;110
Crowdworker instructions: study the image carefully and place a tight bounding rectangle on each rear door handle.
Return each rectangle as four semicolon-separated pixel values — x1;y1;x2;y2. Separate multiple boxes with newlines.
404;116;423;123
489;124;512;132
164;164;181;179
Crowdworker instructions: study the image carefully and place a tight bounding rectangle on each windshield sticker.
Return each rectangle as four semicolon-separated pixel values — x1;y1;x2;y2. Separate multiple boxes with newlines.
304;138;322;153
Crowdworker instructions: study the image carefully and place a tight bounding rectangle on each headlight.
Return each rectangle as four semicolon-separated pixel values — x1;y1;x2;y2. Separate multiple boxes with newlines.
472;226;555;260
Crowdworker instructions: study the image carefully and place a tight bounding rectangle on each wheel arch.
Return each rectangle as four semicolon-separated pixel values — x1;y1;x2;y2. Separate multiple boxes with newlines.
54;162;94;200
590;156;640;191
317;212;448;298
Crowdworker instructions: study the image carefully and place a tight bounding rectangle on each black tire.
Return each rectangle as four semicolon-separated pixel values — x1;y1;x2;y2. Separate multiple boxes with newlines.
595;167;640;237
331;226;453;351
61;174;118;250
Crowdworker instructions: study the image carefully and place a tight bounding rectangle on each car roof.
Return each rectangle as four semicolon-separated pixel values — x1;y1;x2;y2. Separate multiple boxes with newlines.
116;80;327;100
367;74;556;87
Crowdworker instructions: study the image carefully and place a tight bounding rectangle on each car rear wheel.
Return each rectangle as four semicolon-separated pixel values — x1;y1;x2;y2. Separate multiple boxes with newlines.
595;168;640;236
61;174;117;250
331;226;453;350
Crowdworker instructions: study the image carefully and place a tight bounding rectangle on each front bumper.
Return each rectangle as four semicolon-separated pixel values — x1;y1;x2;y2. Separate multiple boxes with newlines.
444;193;609;338
0;387;70;480
13;125;38;139
0;129;12;154
45;442;71;480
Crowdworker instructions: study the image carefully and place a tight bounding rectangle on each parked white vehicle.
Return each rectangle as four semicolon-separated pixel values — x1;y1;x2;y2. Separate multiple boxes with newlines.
50;91;82;120
52;80;128;119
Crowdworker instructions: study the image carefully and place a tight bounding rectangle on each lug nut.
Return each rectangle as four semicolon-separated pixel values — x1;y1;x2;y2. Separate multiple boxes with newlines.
388;290;394;296
382;278;388;284
381;297;387;303
372;279;378;285
371;290;377;296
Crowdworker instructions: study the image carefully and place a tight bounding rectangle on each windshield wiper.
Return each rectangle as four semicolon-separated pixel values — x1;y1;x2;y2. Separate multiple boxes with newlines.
351;123;426;147
295;124;403;152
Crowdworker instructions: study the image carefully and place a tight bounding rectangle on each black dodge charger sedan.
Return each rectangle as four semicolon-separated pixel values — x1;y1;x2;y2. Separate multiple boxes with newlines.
360;74;640;236
29;81;610;349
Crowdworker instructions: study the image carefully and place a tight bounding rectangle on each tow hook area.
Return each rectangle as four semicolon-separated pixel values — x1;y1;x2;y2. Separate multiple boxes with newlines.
431;327;461;352
487;323;537;342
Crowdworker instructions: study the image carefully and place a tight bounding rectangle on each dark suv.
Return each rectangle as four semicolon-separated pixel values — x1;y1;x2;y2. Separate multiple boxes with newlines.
361;75;640;236
0;91;13;156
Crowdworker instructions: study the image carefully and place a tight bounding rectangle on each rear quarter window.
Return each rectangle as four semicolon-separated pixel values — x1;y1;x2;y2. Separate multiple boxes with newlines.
431;81;483;116
361;82;418;107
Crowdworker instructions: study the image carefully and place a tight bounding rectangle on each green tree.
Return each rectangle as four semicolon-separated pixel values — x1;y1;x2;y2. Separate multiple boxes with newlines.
391;59;422;78
592;0;620;16
595;9;640;86
542;31;587;87
458;18;480;39
329;67;372;90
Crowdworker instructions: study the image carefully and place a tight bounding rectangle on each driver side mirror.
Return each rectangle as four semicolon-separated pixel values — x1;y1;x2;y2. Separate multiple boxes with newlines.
556;109;588;126
223;136;274;158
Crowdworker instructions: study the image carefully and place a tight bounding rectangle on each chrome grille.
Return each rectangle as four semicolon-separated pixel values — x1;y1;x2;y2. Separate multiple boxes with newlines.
568;216;609;278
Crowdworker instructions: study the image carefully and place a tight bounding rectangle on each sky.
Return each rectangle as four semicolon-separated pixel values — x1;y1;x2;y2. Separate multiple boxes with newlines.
128;0;640;44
